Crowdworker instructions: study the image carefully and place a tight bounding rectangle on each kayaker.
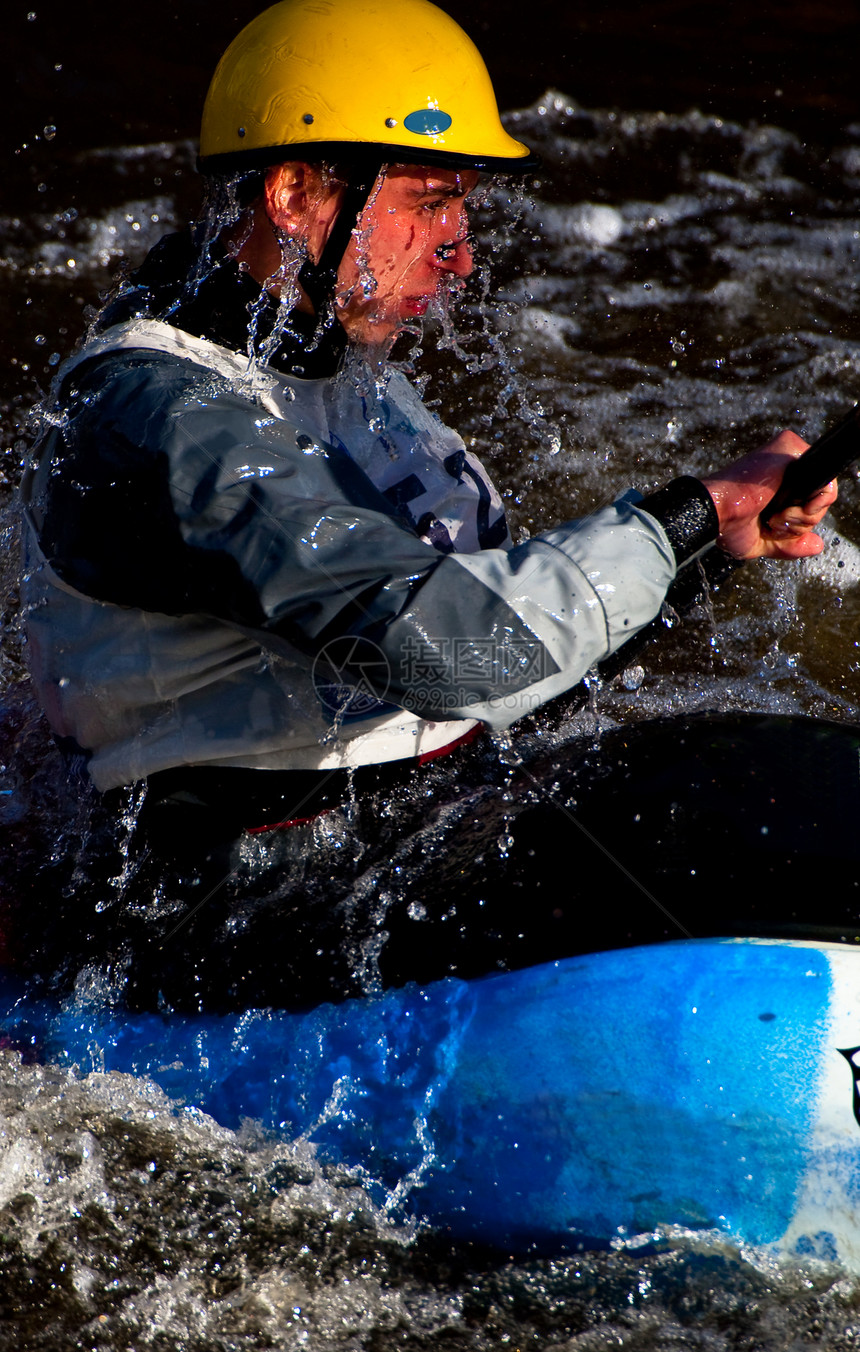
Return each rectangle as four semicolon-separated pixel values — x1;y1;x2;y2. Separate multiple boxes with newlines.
21;0;834;800
16;0;836;1006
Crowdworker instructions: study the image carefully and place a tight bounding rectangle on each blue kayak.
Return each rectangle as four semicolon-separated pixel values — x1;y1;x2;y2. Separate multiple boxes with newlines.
4;936;860;1263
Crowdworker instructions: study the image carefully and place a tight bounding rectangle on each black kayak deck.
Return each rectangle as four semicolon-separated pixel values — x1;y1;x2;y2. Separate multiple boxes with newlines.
3;705;859;1012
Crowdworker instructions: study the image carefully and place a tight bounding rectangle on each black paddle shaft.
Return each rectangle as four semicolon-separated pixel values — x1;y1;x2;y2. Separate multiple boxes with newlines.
760;402;860;523
594;403;860;688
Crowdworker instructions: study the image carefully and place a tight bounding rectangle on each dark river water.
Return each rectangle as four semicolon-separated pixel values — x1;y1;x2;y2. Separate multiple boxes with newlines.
4;1;860;1347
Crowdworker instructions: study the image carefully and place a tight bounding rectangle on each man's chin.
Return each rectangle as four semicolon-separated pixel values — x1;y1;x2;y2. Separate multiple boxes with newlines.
345;311;425;350
339;294;438;349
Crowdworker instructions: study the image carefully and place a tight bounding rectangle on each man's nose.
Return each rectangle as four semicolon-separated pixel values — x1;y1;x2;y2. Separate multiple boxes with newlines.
432;232;473;277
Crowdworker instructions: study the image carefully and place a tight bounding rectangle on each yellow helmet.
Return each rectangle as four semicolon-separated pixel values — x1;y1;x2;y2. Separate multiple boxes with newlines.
199;0;537;175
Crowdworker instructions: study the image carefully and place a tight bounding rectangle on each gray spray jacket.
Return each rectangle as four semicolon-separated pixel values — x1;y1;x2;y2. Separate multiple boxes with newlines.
21;319;711;791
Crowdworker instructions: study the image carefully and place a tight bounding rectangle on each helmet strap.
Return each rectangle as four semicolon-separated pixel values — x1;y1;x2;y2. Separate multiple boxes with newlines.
296;161;382;316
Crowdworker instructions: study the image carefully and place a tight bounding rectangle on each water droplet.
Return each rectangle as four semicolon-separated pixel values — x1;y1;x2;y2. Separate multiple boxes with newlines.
27;10;36;19
302;113;314;125
621;664;644;690
34;334;46;346
43;124;56;140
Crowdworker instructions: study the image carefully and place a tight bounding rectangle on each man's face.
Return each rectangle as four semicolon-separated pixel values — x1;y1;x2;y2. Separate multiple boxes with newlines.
334;165;478;348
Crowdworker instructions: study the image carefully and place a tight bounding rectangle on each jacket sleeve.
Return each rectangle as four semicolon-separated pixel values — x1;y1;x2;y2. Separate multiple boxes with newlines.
27;350;701;730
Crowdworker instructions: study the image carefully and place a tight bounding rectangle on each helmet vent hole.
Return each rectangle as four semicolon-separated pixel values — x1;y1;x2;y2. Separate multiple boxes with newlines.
303;113;314;125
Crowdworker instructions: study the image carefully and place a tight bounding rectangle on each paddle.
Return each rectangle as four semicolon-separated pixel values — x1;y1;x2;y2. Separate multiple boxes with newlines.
598;403;860;684
759;403;860;522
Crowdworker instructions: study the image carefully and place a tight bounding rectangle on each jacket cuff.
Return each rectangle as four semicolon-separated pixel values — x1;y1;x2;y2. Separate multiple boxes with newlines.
637;476;719;566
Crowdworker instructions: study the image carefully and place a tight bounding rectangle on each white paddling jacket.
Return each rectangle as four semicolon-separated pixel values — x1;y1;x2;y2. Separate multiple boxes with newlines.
21;318;716;792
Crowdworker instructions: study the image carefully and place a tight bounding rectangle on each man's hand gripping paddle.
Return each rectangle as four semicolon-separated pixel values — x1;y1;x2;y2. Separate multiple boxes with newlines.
598;405;860;686
759;404;860;525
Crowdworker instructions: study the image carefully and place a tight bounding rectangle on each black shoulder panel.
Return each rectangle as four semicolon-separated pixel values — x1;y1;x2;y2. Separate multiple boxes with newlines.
33;352;268;626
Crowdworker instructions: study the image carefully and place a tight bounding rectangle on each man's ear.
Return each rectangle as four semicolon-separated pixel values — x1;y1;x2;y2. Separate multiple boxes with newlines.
264;163;311;235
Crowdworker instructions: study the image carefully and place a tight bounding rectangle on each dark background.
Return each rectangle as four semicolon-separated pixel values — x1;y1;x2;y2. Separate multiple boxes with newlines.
6;0;860;205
